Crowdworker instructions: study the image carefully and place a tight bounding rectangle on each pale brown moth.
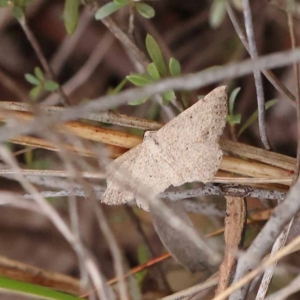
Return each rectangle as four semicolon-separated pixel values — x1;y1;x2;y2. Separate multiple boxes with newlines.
102;86;228;210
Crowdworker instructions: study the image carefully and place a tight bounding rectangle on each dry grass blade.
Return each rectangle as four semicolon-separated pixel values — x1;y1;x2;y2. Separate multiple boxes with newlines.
0;101;163;130
0;107;295;189
0;256;81;295
220;139;295;171
0;109;142;148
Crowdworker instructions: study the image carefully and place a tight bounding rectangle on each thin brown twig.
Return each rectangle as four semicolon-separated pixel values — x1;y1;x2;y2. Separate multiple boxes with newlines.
228;174;300;299
18;17;70;106
226;1;296;105
255;13;300;300
289;15;300;179
94;203;128;300
19;183;285;205
50;7;93;75
44;32;115;105
101;17;148;69
1;47;300;145
242;0;270;150
0;101;163;130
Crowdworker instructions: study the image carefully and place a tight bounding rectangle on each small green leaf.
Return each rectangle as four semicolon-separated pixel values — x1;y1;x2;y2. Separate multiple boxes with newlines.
169;57;181;76
162;90;175;105
44;80;59;92
95;1;124;20
209;0;226;29
229;87;241;116
34;67;44;81
238;99;278;137
12;6;24;19
135;3;155;19
126;74;154;86
163;90;175;101
25;74;39;85
128;97;148;105
145;34;167;76
0;0;8;7
147;63;160;80
114;0;129;5
227;113;241;125
63;0;80;35
29;85;42;99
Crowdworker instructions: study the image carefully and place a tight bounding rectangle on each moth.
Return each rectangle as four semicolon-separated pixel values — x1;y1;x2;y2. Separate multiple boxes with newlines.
102;86;227;210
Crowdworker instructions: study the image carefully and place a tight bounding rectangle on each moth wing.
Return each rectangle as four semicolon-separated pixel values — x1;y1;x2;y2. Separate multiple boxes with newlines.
165;141;223;187
130;141;177;210
102;141;173;210
156;86;227;143
103;86;227;209
102;145;141;206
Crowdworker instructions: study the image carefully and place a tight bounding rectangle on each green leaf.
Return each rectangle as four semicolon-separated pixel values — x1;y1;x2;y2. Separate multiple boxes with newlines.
63;0;80;35
44;80;59;92
229;87;241;116
12;6;24;19
114;0;129;5
95;1;124;20
162;90;175;105
25;74;39;85
238;99;278;137
0;276;80;300
135;3;155;19
24;148;33;166
128;97;149;106
34;67;44;81
209;0;226;29
227;113;241;125
135;245;149;287
126;74;154;86
29;158;50;170
147;63;160;80
169;57;181;76
0;0;8;7
29;86;42;99
145;34;167;76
